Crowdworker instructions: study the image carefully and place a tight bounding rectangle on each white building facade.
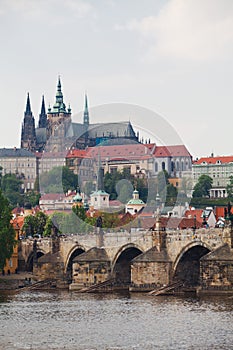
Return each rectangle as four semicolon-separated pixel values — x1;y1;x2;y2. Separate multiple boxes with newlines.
0;148;37;191
192;156;233;198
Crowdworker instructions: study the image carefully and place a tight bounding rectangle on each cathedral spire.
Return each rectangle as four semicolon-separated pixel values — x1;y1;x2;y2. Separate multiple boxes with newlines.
83;93;89;125
41;95;46;115
39;95;47;128
57;76;62;92
21;93;36;151
50;76;67;113
25;93;32;115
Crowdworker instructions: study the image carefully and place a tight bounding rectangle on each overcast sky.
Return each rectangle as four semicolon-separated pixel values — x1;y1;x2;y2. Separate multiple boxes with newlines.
0;0;233;159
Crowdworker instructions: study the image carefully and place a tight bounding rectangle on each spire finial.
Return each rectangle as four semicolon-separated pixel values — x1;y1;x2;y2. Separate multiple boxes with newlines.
83;92;89;125
57;75;61;92
41;95;46;115
25;92;32;115
39;95;47;128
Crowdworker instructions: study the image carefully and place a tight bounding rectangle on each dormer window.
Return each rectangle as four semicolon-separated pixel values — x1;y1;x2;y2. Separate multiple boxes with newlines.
216;160;222;164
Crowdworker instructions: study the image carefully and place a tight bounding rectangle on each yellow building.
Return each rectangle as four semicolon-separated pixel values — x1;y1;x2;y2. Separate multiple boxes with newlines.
2;219;21;275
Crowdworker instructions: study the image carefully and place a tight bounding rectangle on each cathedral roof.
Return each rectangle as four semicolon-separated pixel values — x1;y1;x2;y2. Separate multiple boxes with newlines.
88;121;136;139
66;121;137;141
66;122;87;138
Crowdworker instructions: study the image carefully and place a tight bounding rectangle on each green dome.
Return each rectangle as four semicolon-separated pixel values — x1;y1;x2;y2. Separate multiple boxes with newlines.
127;199;145;205
73;193;82;202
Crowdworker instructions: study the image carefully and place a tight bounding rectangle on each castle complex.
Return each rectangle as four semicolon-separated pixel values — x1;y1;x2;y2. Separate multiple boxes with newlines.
20;77;138;153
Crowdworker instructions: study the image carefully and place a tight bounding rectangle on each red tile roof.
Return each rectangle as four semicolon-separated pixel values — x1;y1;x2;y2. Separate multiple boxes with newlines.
87;144;151;160
109;200;124;207
184;209;203;223
194;156;233;165
146;144;191;157
66;149;91;159
135;216;201;230
65;144;191;162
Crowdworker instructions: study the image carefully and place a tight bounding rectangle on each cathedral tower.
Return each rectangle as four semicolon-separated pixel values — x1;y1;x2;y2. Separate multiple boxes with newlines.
21;93;36;151
47;77;71;143
83;93;89;126
38;95;47;128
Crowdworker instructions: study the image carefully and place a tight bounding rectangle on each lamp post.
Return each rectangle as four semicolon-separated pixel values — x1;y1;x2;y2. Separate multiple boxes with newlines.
192;214;196;239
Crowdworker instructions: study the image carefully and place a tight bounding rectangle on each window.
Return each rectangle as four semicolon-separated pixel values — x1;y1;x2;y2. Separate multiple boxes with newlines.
162;162;165;171
171;161;174;172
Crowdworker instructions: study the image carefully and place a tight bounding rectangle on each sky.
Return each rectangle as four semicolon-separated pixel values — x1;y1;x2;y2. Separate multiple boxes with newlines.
0;0;233;159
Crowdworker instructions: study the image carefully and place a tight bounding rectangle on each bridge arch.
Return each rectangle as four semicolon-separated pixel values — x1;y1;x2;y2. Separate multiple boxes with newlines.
173;241;212;286
26;250;46;272
64;245;86;283
112;243;144;284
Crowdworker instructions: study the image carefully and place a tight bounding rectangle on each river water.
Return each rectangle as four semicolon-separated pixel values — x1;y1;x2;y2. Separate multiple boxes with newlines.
0;290;233;350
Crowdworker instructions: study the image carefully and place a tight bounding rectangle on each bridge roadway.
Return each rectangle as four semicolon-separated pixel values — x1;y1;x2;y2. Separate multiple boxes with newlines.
20;227;228;275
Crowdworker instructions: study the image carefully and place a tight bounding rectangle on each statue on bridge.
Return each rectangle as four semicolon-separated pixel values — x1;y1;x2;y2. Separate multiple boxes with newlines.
96;216;103;229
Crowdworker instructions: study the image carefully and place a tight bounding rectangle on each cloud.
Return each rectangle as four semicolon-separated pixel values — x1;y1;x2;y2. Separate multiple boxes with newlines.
117;0;233;62
0;0;94;21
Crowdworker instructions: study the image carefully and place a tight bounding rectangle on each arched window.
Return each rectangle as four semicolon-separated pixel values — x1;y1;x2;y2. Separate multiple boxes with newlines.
171;161;174;172
162;162;165;171
155;162;158;172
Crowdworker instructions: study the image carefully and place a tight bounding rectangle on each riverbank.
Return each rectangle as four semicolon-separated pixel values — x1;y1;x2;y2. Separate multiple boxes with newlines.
0;272;35;290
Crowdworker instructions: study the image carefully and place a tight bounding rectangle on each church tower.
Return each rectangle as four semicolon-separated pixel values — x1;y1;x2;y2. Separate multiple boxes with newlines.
83;93;90;147
21;93;36;151
83;93;89;126
46;77;71;152
38;95;47;128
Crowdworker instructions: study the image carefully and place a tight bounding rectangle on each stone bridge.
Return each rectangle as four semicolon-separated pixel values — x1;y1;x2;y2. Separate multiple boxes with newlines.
19;226;232;292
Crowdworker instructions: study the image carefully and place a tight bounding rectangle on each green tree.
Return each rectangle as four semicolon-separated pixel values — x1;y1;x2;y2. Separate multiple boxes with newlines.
24;190;41;207
0;166;2;187
166;183;178;206
72;205;87;222
103;170;147;202
83;181;95;196
0;190;16;270
1;173;23;207
22;212;48;237
116;179;133;203
34;212;48;236
39;166;78;194
44;216;54;237
22;215;38;237
104;171;122;199
180;176;193;198
192;175;213;198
